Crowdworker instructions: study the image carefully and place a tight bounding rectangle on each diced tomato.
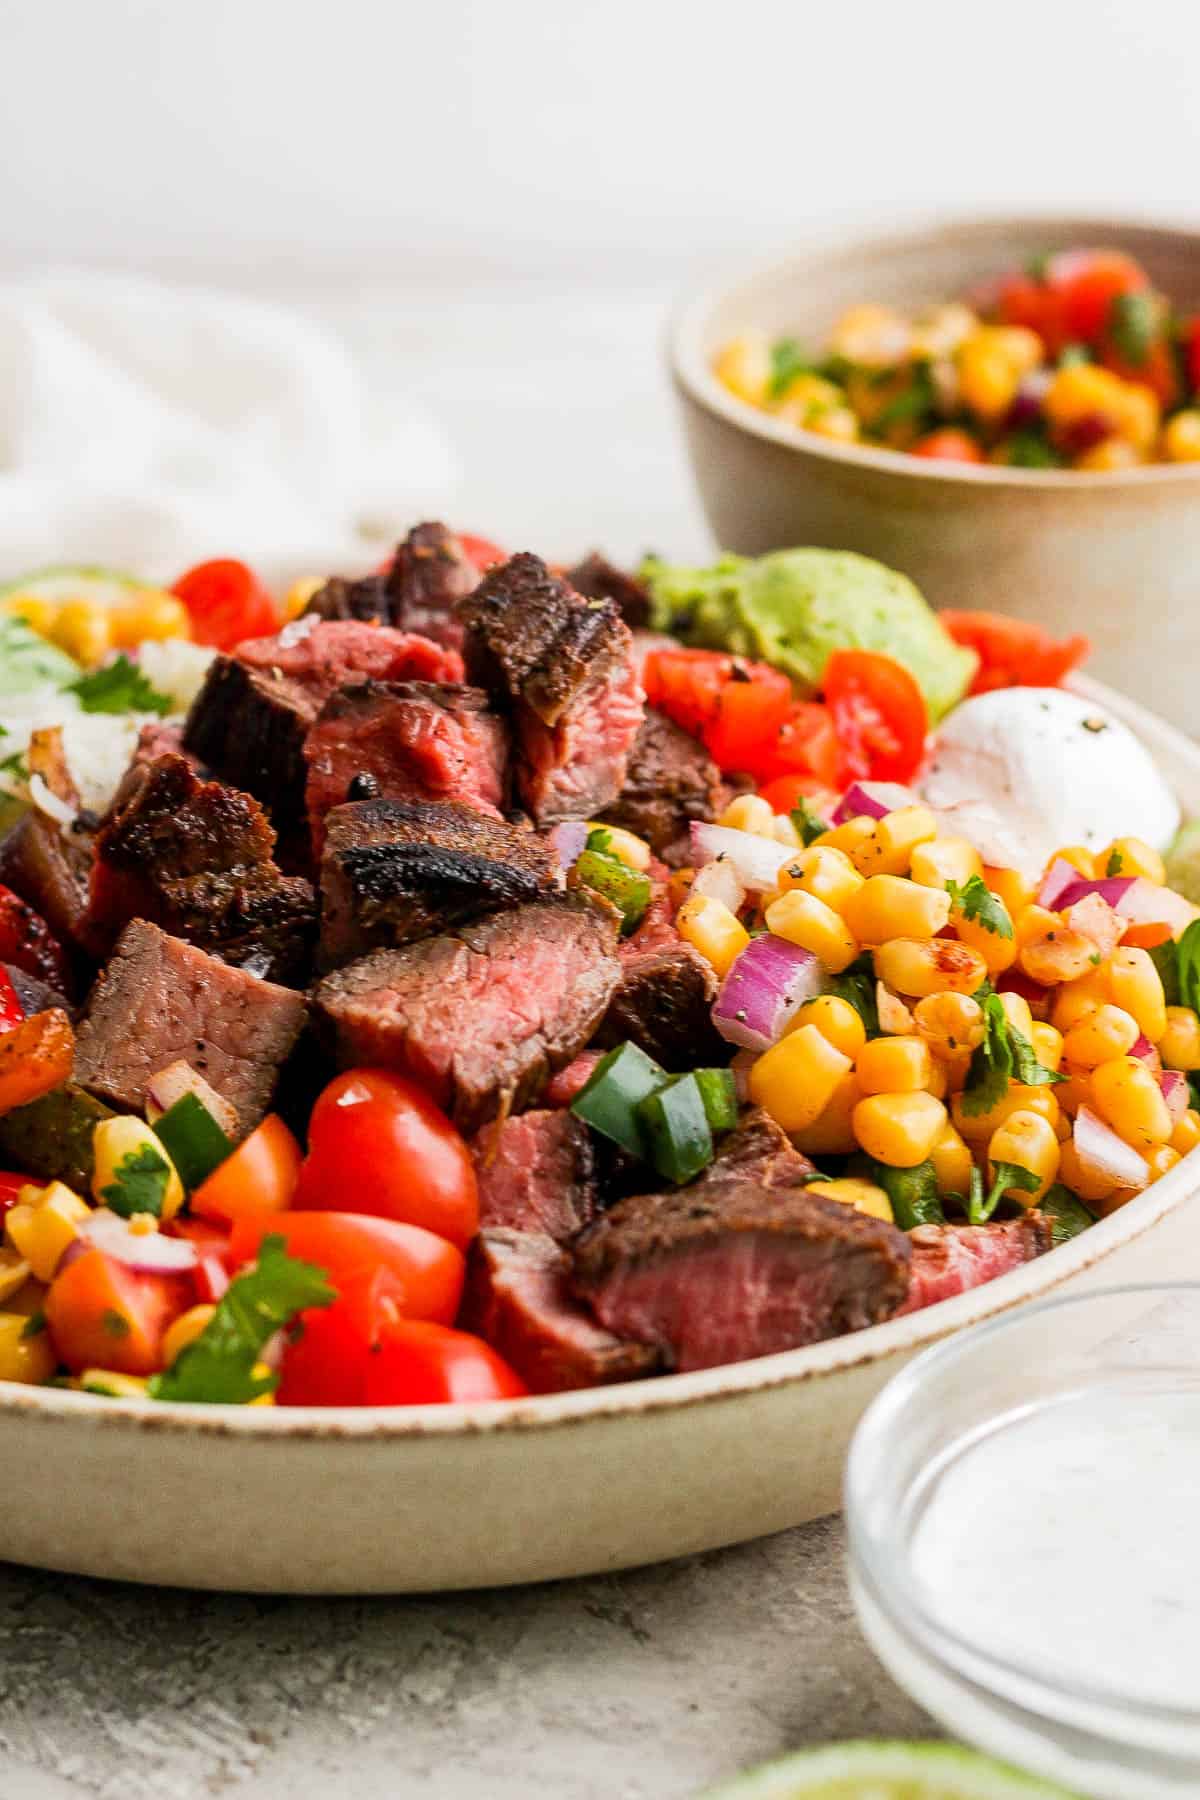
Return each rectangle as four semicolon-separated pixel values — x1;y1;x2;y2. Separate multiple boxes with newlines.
643;647;734;738
701;666;793;778
759;700;843;789
0;1171;27;1219
164;1216;232;1300
190;1115;302;1226
757;771;827;815
994;272;1067;356
171;559;280;650
363;1319;527;1405
939;610;1091;694
457;533;508;574
295;1069;478;1250
0;968;24;1033
44;1250;192;1377
1045;249;1150;348
0;1008;75;1116
0;885;72;993
822;651;928;785
912;428;985;464
228;1212;464;1325
276;1266;408;1406
1121;920;1174;950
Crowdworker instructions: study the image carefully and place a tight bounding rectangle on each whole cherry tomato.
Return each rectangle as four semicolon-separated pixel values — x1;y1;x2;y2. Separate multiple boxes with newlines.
171;559;280;650
363;1319;527;1405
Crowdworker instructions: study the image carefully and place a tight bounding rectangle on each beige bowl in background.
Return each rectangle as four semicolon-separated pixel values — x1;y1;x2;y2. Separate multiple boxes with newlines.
670;216;1200;734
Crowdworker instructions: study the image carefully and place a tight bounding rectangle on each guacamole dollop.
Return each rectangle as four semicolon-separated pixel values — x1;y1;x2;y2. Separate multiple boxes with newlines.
642;548;977;723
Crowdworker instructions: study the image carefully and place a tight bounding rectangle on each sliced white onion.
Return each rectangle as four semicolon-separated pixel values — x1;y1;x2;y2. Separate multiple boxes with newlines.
78;1210;199;1273
1159;1070;1189;1124
692;855;745;913
1036;857;1083;909
28;773;77;831
832;780;917;825
550;820;589;871
1115;879;1197;938
690;821;793;893
712;934;827;1051
277;612;319;649
1073;1106;1150;1192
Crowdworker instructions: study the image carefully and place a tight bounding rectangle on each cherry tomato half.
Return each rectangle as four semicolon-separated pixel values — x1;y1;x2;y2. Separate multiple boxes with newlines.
457;533;508;574
912;428;985;464
643;647;734;739
1046;249;1150;348
363;1319;527;1405
759;701;842;789
701;665;793;778
757;772;828;815
939;611;1091;695
190;1114;302;1226
822;650;928;785
45;1251;192;1377
295;1069;478;1250
276;1266;408;1406
228;1212;465;1325
171;559;280;650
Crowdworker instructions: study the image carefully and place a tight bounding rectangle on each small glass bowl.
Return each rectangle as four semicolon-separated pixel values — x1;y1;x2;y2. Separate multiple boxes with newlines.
845;1284;1200;1800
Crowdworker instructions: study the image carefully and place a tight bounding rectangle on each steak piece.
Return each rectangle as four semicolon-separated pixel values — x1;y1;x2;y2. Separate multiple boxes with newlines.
319;797;554;969
543;1049;603;1109
313;895;620;1133
597;940;728;1071
572;1181;911;1373
89;754;316;983
0;814;89;975
184;619;463;826
385;521;479;651
704;1106;815;1188
460;552;644;824
566;552;651;628
598;707;724;865
462;1228;661;1394
896;1214;1055;1315
304;681;509;854
470;1108;597;1242
73;920;307;1133
303;572;391;625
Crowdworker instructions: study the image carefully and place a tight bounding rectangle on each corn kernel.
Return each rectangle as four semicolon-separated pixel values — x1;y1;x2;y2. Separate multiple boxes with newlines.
958;331;1021;420
806;406;860;443
819;1177;894;1223
668;867;696;909
1112;381;1160;453
585;823;651;871
1091;1055;1173;1149
777;845;864;914
772;372;845;423
748;1026;853;1133
1061;1004;1140;1069
1051;966;1111;1032
813;816;877;860
828;303;911;368
1075;437;1145;472
996;990;1035;1044
794;994;866;1060
1054;1064;1093;1118
1144;1144;1182;1183
1099;837;1166;885
764;888;858;973
0;1247;30;1305
79;1369;151;1398
910;835;983;891
1170;1108;1200;1156
856;1035;932;1095
853;1090;947;1168
283;576;325;621
115;591;191;646
988;1109;1060;1203
843;876;951;945
1056;1136;1119;1204
853;807;938;878
0;1313;56;1385
924;1056;950;1100
955;903;1018;975
1158;1006;1200;1072
913;991;985;1058
1019;923;1099;986
162;1304;217;1368
676;894;750;979
910;303;979;360
985;865;1035;917
875;935;988;998
1164;409;1200;463
53;602;113;667
1030;1022;1064;1073
1057;847;1099;879
929;1121;974;1195
719;793;777;837
772;813;802;849
6;1182;91;1282
91;1116;185;1223
952;1084;1061;1144
1109;947;1167;1043
713;333;772;407
790;1070;862;1155
1045;363;1127;438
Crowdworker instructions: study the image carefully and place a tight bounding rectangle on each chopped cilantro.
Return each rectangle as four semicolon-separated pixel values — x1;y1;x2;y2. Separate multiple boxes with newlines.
974;1161;1041;1225
1105;849;1124;877
0;751;28;783
946;875;1013;940
1009;1021;1067;1088
101;1143;170;1219
1038;1183;1096;1246
767;337;817;400
69;654;171;717
1150;936;1182;1007
20;1310;46;1339
1003;431;1063;469
868;361;936;434
961;994;1063;1118
1176;919;1200;1017
828;952;880;1037
966;1165;985;1223
790;798;829;846
1108;291;1159;368
149;1235;334;1405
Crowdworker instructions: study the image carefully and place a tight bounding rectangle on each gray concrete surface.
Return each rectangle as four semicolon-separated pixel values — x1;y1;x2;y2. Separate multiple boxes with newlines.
0;1516;936;1799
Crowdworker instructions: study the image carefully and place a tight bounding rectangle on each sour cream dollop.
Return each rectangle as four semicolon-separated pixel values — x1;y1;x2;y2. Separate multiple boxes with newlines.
920;687;1180;878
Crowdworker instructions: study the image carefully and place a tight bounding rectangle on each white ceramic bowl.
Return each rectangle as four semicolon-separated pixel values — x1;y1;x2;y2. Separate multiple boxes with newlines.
2;673;1198;1594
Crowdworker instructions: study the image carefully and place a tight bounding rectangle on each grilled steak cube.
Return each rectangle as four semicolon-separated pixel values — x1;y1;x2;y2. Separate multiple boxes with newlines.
470;1108;597;1242
184;619;462;825
897;1214;1054;1315
462;1229;660;1394
460;552;644;824
0;813;90;974
572;1180;911;1372
598;707;724;865
313;895;620;1133
703;1106;815;1188
319;797;554;968
597;940;728;1071
565;551;651;628
73;920;306;1133
385;521;479;650
304;681;509;855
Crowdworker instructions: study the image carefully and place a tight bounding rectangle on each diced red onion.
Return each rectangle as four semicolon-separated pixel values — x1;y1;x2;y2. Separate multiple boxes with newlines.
1065;891;1122;960
693;856;745;913
78;1210;200;1274
549;821;589;870
1054;875;1134;913
691;822;793;893
1074;1106;1150;1191
1159;1070;1189;1123
1052;875;1193;937
1130;1033;1157;1064
1037;858;1085;910
712;934;826;1051
832;781;917;825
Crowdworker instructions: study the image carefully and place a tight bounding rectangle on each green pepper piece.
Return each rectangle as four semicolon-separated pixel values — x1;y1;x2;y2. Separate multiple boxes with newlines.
869;1158;945;1229
637;1074;714;1185
692;1067;738;1134
153;1092;234;1192
571;1041;666;1156
1036;1182;1095;1246
575;849;652;936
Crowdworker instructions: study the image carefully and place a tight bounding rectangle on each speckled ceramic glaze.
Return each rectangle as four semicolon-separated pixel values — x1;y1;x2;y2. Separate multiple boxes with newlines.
1;675;1197;1595
669;217;1200;735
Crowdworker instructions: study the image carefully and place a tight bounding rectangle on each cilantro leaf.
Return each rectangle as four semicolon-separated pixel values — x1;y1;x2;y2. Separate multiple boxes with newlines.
101;1143;170;1218
869;1158;945;1229
20;1309;46;1339
149;1235;334;1404
1151;936;1181;1007
1008;1023;1067;1087
1108;291;1159;368
946;875;1014;940
960;994;1014;1117
1038;1182;1096;1246
69;654;171;717
975;1161;1041;1225
1105;849;1124;877
967;1165;985;1223
828;952;880;1037
767;337;817;400
1003;430;1063;469
1175;918;1200;1016
0;751;28;783
790;798;829;846
868;361;936;434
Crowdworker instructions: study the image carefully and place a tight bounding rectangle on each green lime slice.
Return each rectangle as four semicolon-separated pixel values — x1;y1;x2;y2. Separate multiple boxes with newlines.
0;564;157;608
700;1740;1081;1798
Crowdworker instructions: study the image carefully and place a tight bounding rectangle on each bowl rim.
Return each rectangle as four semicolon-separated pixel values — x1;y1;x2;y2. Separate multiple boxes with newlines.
668;209;1200;492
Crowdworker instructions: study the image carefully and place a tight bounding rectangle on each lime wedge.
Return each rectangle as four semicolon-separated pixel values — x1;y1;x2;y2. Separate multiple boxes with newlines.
0;565;157;609
700;1741;1080;1798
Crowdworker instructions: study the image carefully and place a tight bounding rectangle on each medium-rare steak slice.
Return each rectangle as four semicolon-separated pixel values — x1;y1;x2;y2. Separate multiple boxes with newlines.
462;1228;661;1394
73;920;307;1133
703;1106;815;1188
896;1214;1054;1315
319;796;554;968
89;754;316;982
313;895;620;1133
460;552;644;824
184;620;463;825
598;707;724;865
470;1108;597;1242
572;1180;911;1372
566;552;651;628
304;681;509;854
597;940;728;1071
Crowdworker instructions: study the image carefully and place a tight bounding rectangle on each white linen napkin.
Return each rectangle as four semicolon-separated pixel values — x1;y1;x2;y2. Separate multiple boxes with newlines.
0;270;459;583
